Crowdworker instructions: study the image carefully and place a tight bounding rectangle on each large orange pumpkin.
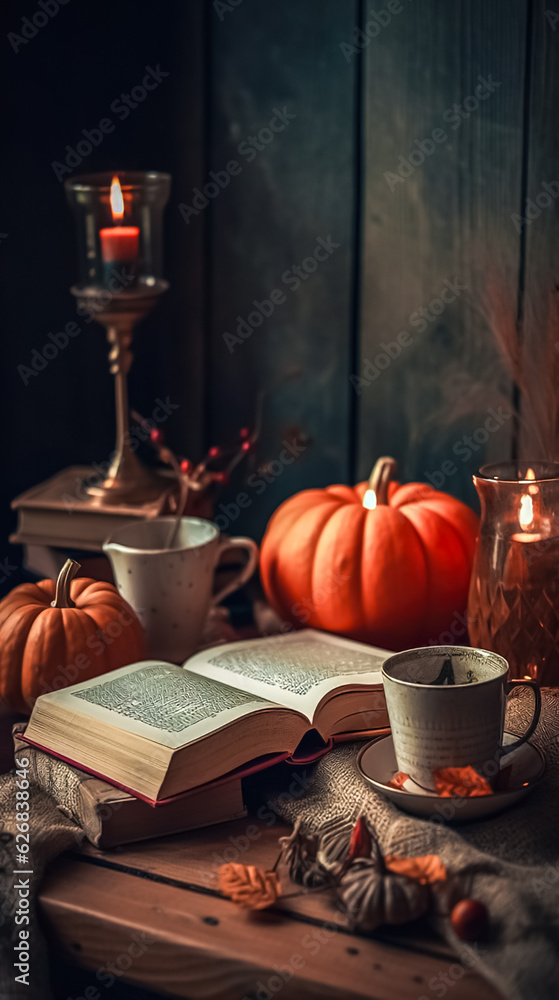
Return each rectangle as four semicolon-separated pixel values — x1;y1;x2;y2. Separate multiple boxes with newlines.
0;559;145;713
260;457;479;650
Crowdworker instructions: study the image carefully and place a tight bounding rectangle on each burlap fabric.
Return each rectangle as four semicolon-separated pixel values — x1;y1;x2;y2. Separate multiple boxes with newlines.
265;687;559;1000
0;689;557;1000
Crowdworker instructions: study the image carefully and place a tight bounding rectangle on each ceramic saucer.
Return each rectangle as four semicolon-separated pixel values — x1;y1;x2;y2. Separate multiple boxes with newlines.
357;731;546;823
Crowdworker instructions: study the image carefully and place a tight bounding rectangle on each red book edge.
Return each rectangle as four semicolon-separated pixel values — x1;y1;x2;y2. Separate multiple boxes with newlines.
18;727;390;807
17;731;290;808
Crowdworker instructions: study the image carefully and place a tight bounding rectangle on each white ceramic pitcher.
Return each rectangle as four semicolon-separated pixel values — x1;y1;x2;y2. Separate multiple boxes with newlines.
103;517;259;662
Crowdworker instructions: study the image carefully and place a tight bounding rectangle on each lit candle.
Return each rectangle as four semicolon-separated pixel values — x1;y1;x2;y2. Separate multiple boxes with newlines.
503;470;544;588
99;176;139;281
505;468;559;680
511;469;545;544
469;461;559;686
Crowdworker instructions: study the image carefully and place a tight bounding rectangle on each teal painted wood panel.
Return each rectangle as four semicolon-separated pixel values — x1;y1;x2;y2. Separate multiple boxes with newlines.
518;0;559;461
357;1;526;506
206;0;359;537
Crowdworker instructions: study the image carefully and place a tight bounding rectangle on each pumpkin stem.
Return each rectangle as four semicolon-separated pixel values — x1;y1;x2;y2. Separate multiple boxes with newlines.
366;457;397;506
51;559;81;609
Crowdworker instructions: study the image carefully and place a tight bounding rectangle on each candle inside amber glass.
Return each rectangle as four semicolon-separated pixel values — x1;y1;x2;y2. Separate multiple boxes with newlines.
468;461;559;685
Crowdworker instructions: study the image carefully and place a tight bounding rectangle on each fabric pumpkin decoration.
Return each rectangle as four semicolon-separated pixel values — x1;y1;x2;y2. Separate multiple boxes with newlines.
0;559;145;713
260;456;479;649
339;855;430;931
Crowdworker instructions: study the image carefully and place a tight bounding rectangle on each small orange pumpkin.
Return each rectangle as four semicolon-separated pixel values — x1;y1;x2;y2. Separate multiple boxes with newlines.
0;559;145;713
260;457;479;649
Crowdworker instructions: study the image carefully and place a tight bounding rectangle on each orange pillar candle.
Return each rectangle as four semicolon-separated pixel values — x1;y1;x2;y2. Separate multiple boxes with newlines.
99;175;139;276
99;225;139;262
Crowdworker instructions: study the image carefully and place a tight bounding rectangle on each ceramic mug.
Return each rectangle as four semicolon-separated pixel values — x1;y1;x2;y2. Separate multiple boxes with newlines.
382;645;541;791
103;517;259;662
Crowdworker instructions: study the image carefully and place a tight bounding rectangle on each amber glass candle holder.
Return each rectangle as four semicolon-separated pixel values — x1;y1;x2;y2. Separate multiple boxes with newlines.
468;460;559;685
65;171;171;503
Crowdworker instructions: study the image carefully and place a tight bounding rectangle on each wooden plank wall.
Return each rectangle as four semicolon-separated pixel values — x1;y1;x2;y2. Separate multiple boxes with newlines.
208;0;557;531
207;0;359;537
0;0;206;592
358;1;526;506
519;0;559;460
3;0;558;565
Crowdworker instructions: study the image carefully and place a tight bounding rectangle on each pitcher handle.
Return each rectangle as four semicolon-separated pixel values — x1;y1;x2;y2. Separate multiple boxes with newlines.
211;536;259;607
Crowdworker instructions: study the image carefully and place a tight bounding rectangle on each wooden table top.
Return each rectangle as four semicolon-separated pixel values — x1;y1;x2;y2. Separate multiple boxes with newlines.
39;819;502;1000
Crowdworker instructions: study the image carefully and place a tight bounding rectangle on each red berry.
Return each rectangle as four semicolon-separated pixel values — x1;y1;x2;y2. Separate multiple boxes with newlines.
214;471;228;485
239;427;251;440
241;440;252;452
180;459;191;474
150;428;164;445
208;446;220;459
450;899;488;941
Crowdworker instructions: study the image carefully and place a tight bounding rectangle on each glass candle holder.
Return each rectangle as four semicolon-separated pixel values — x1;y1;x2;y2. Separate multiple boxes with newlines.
65;170;170;291
468;460;559;685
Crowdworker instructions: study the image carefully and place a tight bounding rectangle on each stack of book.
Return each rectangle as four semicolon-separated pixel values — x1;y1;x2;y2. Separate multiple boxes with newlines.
20;630;390;848
10;466;175;553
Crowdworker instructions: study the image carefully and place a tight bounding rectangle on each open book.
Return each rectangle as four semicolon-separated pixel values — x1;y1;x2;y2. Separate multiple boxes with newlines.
23;630;390;802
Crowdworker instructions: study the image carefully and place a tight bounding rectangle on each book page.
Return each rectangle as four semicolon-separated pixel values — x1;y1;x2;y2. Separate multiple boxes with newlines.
37;662;280;750
184;630;388;716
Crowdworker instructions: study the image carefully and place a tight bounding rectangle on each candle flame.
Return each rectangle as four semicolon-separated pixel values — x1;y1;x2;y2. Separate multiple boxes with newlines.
519;493;534;531
525;467;539;496
110;175;124;221
363;489;377;510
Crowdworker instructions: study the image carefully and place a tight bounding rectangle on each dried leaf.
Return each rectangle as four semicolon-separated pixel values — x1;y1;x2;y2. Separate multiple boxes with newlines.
348;816;373;860
218;863;280;909
387;771;410;790
433;766;493;798
384;853;447;885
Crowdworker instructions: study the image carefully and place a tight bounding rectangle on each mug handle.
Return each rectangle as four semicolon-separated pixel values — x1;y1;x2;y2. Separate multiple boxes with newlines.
500;679;541;755
211;536;259;607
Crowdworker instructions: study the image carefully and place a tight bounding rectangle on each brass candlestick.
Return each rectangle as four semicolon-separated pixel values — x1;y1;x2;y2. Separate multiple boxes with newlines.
72;284;168;503
65;170;172;506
